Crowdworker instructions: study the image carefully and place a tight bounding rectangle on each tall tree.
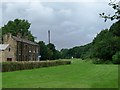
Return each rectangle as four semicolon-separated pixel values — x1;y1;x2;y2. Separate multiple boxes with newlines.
1;19;35;41
47;43;61;60
38;41;50;60
109;20;120;36
91;23;120;61
61;49;70;59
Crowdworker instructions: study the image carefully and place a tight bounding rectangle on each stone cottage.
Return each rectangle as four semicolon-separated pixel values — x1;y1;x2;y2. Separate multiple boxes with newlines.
0;33;39;62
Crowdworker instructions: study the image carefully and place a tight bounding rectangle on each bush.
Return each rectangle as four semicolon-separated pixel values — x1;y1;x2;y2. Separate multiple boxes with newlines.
2;60;71;72
112;52;120;64
92;58;104;64
92;58;112;64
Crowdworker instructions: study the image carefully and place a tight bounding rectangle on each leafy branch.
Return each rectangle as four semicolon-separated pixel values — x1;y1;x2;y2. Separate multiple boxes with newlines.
100;0;120;22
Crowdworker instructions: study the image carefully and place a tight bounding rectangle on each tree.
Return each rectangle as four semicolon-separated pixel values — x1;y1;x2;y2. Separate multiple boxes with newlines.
100;1;120;21
47;43;61;60
91;23;120;61
109;20;120;36
112;52;120;64
67;47;81;58
1;19;35;41
38;42;61;60
47;43;56;52
38;41;50;60
47;48;53;60
53;50;61;59
92;1;120;63
61;49;70;59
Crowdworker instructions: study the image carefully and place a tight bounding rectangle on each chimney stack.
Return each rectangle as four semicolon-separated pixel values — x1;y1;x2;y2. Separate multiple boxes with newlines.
48;30;50;44
17;33;22;38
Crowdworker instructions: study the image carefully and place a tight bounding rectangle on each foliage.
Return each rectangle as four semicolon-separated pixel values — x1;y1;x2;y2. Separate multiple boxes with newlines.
91;58;103;64
109;20;120;36
60;43;92;59
92;58;112;64
100;1;120;21
38;41;51;60
112;52;120;64
79;43;93;59
68;46;81;58
34;41;61;60
1;19;35;41
53;50;61;60
61;48;70;59
47;43;61;60
92;21;120;62
2;60;71;72
92;1;120;63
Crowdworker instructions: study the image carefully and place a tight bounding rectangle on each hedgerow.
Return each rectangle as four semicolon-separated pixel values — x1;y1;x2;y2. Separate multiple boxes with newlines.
2;60;71;72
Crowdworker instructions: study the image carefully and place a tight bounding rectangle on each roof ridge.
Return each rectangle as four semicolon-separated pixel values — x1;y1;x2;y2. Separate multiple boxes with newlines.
12;36;38;46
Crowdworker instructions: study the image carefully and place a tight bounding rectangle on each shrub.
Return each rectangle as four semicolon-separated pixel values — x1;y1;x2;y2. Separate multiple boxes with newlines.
112;52;120;64
2;60;71;72
92;58;104;64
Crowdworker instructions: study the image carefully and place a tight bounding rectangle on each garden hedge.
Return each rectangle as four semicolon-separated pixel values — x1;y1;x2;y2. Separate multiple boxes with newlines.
2;60;71;72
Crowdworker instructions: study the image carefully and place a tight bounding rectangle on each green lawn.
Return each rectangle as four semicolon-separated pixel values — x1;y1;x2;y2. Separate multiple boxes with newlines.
2;59;118;88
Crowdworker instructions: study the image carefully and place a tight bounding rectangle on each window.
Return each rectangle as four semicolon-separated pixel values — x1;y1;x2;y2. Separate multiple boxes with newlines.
9;48;11;52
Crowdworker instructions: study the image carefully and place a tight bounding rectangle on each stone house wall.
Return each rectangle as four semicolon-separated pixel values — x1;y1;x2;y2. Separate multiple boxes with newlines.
3;33;17;61
2;33;39;61
0;45;14;62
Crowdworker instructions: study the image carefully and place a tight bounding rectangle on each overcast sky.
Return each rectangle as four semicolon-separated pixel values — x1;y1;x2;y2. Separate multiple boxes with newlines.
1;0;117;50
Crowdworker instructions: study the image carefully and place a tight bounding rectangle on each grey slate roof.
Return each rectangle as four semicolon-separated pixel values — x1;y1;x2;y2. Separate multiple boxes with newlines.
12;36;38;46
0;44;9;51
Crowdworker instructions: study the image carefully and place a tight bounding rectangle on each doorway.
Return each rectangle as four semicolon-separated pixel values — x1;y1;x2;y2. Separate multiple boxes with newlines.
7;58;12;61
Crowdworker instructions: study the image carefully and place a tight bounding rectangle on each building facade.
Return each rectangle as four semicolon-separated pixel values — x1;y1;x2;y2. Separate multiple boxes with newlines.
1;33;39;62
0;44;11;62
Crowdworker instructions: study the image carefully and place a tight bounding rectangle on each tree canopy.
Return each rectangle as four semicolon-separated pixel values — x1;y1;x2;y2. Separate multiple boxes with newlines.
1;19;35;41
38;42;61;60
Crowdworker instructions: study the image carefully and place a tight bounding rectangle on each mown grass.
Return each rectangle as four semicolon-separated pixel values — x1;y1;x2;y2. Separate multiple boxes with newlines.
2;59;118;88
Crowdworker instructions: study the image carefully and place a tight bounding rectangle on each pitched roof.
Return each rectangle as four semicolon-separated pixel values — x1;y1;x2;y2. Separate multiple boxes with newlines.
12;36;38;46
0;44;9;51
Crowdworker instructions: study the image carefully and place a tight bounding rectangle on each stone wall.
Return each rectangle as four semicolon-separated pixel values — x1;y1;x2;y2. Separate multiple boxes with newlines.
2;33;39;61
0;45;14;62
3;33;17;61
0;51;2;62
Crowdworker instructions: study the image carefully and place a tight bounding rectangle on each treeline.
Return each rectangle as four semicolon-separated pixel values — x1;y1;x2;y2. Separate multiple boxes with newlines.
1;18;120;64
60;43;92;59
61;20;120;64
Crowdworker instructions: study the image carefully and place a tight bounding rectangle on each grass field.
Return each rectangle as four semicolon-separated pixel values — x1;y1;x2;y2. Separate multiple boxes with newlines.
2;59;118;88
